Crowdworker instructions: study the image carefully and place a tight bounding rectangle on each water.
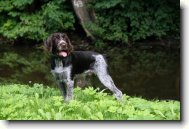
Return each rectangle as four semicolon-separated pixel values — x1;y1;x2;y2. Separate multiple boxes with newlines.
0;43;180;100
107;47;180;100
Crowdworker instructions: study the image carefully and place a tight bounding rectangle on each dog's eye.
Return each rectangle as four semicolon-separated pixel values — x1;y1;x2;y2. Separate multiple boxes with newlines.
53;35;59;40
56;36;60;39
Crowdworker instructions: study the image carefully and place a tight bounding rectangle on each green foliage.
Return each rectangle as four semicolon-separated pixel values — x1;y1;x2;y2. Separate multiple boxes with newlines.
0;0;75;41
42;1;74;34
88;0;179;44
0;0;179;45
0;83;180;120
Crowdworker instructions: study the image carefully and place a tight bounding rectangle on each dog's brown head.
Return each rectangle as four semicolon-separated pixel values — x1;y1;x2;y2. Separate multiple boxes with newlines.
44;33;73;57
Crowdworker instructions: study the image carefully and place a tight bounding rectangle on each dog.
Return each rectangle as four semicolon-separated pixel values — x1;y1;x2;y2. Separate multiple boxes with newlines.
44;32;122;102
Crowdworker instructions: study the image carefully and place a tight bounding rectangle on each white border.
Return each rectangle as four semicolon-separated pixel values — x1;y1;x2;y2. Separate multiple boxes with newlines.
0;121;7;129
0;1;188;129
182;1;189;129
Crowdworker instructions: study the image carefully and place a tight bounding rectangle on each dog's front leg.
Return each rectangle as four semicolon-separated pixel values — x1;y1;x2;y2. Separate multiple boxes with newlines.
51;70;68;101
58;82;67;99
64;80;74;102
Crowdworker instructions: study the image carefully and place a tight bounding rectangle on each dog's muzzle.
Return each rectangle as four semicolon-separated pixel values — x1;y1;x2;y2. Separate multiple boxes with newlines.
57;40;68;57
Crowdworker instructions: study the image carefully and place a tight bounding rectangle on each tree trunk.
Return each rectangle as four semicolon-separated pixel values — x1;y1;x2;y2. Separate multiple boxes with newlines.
71;0;96;40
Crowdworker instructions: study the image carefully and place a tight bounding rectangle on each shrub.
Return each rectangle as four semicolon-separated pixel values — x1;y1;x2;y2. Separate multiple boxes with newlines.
88;0;179;44
0;83;180;120
0;0;179;45
0;0;75;41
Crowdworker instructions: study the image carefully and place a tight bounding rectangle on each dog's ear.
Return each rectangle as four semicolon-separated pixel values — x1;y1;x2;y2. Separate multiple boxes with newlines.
44;34;53;52
63;33;74;53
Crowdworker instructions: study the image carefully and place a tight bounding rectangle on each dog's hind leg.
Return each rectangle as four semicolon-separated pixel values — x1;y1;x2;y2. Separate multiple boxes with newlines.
97;73;123;100
93;55;123;100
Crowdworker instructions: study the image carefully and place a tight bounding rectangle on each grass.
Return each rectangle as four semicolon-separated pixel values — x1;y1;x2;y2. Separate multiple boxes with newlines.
0;83;180;120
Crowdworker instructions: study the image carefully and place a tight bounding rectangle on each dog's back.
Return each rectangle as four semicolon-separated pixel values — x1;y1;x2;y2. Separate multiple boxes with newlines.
71;51;99;75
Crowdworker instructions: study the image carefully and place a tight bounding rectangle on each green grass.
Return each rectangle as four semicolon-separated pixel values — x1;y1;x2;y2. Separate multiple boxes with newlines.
0;84;180;120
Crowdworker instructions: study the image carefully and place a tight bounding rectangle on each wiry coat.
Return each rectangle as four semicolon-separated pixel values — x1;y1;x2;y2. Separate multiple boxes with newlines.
44;33;122;102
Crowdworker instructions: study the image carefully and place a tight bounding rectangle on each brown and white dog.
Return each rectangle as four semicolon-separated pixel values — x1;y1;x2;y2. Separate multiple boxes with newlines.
44;32;122;102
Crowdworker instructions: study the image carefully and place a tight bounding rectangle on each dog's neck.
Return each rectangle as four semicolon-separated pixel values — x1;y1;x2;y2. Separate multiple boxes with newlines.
51;54;72;68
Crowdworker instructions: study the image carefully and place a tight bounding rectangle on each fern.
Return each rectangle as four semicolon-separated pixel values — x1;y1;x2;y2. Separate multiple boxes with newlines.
0;83;180;120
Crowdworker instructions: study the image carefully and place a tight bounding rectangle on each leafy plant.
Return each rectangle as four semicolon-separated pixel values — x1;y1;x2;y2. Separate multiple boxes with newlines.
88;0;179;44
0;0;179;46
0;83;180;120
0;0;75;41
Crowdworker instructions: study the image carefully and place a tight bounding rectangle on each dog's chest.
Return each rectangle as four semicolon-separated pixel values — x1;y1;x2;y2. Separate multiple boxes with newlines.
51;59;72;81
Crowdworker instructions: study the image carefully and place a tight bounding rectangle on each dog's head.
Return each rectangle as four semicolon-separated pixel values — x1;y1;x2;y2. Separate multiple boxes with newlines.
44;33;73;57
